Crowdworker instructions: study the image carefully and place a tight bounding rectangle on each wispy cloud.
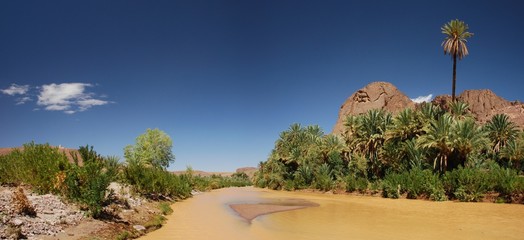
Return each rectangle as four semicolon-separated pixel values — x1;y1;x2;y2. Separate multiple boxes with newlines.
16;96;32;105
37;83;109;114
1;84;29;96
2;82;111;113
411;94;433;103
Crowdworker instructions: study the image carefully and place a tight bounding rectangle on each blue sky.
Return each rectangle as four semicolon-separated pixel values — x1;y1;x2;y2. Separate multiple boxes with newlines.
1;0;524;171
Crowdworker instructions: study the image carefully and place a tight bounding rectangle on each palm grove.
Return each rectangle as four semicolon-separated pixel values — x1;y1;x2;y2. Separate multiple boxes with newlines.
254;20;524;202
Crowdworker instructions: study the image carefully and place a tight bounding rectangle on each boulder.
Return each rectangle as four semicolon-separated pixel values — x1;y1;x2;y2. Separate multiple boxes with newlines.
332;82;415;135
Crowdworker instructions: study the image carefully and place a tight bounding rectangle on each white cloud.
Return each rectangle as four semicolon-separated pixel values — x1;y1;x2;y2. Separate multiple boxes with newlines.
1;84;29;96
15;96;31;105
411;94;433;103
37;83;110;113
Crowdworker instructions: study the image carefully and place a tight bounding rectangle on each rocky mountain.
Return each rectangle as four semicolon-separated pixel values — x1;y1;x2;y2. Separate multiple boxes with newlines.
332;82;524;135
332;82;415;134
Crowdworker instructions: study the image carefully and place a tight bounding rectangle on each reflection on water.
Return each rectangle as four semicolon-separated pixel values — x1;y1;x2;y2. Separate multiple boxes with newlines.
140;187;524;240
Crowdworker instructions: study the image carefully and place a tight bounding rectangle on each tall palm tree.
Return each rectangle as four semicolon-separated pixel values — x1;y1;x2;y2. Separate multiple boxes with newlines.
441;19;473;102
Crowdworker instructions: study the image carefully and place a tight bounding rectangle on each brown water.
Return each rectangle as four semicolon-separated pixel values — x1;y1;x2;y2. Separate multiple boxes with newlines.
140;187;524;240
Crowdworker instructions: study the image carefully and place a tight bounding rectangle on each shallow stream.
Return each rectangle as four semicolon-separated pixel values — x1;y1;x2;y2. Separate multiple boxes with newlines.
140;187;524;240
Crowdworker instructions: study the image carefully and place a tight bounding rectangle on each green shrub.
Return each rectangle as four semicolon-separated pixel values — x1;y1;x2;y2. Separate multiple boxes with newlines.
64;145;115;218
0;142;69;193
345;176;368;193
124;163;191;199
443;167;492;202
144;215;166;230
314;163;333;191
382;168;444;200
158;202;173;215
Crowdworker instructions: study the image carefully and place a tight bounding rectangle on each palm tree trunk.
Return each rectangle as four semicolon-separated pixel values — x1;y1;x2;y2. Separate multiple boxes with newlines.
452;54;457;102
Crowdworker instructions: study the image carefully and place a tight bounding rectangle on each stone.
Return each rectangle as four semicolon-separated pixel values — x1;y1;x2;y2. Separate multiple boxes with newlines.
133;225;146;231
332;82;415;135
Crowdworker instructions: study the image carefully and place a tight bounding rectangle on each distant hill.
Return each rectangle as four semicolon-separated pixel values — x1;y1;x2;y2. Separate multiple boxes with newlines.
172;167;257;178
332;81;524;135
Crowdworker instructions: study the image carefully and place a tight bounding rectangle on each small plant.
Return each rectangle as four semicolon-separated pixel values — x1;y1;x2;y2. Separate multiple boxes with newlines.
115;231;131;240
158;202;173;215
346;176;368;193
12;187;36;217
144;215;166;230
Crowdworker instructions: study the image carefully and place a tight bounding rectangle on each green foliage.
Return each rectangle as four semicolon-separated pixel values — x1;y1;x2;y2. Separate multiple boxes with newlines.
124;162;191;199
144;215;166;230
115;231;131;240
443;167;491;202
158;202;173;215
382;168;445;200
0;142;69;193
124;128;174;169
64;145;115;218
314;163;333;191
345;176;368;193
254;104;524;203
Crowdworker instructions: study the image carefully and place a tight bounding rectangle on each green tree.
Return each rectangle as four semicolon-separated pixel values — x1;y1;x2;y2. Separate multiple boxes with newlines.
441;19;473;102
485;114;518;155
124;128;175;169
418;114;455;172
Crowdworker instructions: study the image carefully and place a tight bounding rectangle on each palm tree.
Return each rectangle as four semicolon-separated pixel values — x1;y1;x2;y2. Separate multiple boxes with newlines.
418;114;455;172
441;19;473;102
485;114;518;155
451;118;488;167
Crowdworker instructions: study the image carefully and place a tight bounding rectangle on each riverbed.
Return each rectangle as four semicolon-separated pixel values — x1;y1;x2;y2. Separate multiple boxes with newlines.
140;187;524;240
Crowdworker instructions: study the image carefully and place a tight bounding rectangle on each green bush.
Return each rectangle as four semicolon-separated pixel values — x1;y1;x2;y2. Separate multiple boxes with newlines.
345;176;368;193
124;163;191;199
64;145;115;218
443;167;492;202
382;168;444;200
314;163;333;191
0;142;69;193
158;202;173;215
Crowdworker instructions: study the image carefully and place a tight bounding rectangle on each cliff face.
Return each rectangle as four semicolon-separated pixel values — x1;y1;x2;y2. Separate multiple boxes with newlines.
332;82;415;135
332;82;524;135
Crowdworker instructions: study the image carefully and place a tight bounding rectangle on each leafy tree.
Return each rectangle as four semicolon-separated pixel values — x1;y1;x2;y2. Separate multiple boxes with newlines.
451;118;488;167
124;128;175;169
418;114;455;172
441;19;473;101
485;114;518;155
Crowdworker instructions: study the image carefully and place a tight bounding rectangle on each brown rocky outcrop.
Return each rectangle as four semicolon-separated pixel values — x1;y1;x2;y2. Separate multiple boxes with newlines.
333;82;524;135
433;89;524;127
332;82;415;135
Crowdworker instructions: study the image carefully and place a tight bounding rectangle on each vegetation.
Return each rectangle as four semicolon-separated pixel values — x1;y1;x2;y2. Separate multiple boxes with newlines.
0;128;253;220
124;128;175;169
441;19;473;101
254;102;524;203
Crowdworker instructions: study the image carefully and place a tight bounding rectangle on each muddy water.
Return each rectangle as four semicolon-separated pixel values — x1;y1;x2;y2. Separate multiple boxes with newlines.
140;187;524;240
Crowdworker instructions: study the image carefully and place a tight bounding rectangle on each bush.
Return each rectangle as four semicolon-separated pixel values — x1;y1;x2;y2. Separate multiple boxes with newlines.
0;142;69;193
490;166;524;201
158;202;173;215
63;145;115;218
314;163;333;191
345;176;368;193
382;168;444;200
124;163;191;199
443;167;492;202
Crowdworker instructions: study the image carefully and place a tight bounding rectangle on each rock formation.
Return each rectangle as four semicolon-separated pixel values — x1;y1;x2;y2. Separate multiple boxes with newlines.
333;82;524;135
433;89;524;127
332;82;415;135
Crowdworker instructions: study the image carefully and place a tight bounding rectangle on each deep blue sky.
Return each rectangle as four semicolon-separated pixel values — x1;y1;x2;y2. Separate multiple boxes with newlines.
1;0;523;171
